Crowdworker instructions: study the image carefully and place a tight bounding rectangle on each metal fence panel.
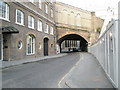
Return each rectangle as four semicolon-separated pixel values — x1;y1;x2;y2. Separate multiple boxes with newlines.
88;20;119;88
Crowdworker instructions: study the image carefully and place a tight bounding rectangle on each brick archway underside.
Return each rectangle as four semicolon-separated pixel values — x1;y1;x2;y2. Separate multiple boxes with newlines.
57;29;90;42
57;34;88;52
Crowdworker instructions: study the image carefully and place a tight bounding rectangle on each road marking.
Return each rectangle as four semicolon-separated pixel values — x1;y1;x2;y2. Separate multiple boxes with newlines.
75;54;83;66
58;53;83;88
58;66;76;88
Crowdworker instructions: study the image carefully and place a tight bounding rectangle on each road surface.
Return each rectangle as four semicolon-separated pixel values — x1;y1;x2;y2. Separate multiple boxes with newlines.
2;53;80;88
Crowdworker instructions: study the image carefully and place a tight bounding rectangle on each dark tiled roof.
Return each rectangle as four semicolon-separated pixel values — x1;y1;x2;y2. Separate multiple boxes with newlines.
0;26;19;34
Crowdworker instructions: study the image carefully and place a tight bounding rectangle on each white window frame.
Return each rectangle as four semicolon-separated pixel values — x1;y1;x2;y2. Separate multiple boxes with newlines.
39;0;42;9
50;26;54;35
38;20;42;32
28;16;35;29
50;0;53;3
45;4;48;14
16;9;24;25
28;0;34;3
26;35;35;55
17;40;23;50
0;1;9;21
50;9;53;18
45;23;49;34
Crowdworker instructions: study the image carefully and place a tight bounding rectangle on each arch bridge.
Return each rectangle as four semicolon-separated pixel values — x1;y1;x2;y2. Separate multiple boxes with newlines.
57;34;88;53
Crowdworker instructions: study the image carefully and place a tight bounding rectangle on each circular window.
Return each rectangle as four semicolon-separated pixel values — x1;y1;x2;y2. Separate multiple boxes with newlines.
18;40;22;49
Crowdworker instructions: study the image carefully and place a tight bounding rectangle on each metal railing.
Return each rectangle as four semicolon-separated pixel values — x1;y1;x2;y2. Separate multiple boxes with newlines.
88;20;119;88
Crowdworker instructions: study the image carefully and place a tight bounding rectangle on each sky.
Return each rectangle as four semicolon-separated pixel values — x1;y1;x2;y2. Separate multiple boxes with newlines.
57;0;120;19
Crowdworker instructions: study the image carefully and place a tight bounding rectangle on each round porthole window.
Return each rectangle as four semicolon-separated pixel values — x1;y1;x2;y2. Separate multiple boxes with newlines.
18;40;22;49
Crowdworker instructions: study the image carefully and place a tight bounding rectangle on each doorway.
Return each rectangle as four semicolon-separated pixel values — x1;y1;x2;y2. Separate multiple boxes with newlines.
43;38;49;56
0;34;3;60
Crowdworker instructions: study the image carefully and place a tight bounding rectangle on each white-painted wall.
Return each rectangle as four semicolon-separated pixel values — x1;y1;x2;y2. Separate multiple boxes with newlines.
88;20;119;89
118;2;120;90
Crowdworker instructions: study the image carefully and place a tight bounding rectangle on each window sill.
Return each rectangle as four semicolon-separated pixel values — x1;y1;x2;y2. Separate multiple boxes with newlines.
50;34;54;35
38;30;43;32
28;26;35;30
45;13;48;15
16;22;25;27
50;16;54;18
26;53;35;56
44;32;49;34
0;18;10;22
39;7;42;10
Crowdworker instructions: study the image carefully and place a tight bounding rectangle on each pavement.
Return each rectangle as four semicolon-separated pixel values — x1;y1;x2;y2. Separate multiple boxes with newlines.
1;53;67;69
59;53;115;89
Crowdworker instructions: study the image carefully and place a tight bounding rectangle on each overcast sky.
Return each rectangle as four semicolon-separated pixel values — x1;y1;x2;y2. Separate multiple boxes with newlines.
57;0;120;19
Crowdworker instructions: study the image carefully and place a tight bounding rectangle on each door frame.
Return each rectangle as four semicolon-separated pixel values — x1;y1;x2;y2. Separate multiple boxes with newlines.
43;38;49;56
0;33;3;61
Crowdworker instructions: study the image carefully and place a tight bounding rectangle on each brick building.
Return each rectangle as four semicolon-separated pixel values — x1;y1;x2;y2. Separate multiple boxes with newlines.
0;0;104;61
0;0;56;61
55;2;104;52
55;2;104;43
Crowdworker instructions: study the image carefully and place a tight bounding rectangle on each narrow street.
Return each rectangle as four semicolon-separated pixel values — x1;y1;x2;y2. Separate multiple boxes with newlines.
2;53;80;88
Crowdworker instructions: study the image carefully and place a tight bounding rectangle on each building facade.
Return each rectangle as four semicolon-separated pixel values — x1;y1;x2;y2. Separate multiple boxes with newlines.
0;0;56;61
55;2;104;43
0;0;104;61
54;2;104;52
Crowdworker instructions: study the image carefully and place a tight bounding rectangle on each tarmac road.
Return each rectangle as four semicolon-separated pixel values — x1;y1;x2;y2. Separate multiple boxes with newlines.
2;52;80;88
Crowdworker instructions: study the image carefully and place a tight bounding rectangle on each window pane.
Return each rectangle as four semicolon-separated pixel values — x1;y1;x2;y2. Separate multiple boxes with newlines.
27;35;35;54
28;16;34;29
45;4;48;13
0;1;9;20
16;9;24;24
47;24;49;33
39;0;41;8
44;24;49;33
50;26;54;35
51;9;53;17
38;20;42;31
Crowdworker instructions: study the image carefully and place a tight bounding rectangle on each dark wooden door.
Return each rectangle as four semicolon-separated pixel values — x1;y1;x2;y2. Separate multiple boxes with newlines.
44;38;49;56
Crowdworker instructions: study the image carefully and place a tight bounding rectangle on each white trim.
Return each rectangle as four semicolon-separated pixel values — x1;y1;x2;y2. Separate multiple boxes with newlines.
0;17;10;22
28;16;35;29
44;23;49;34
0;1;9;21
115;20;118;88
51;9;54;18
15;9;24;26
45;4;48;14
50;26;54;35
18;40;23;50
38;0;42;9
16;2;55;24
37;20;43;32
26;35;35;55
28;0;34;3
15;22;25;26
